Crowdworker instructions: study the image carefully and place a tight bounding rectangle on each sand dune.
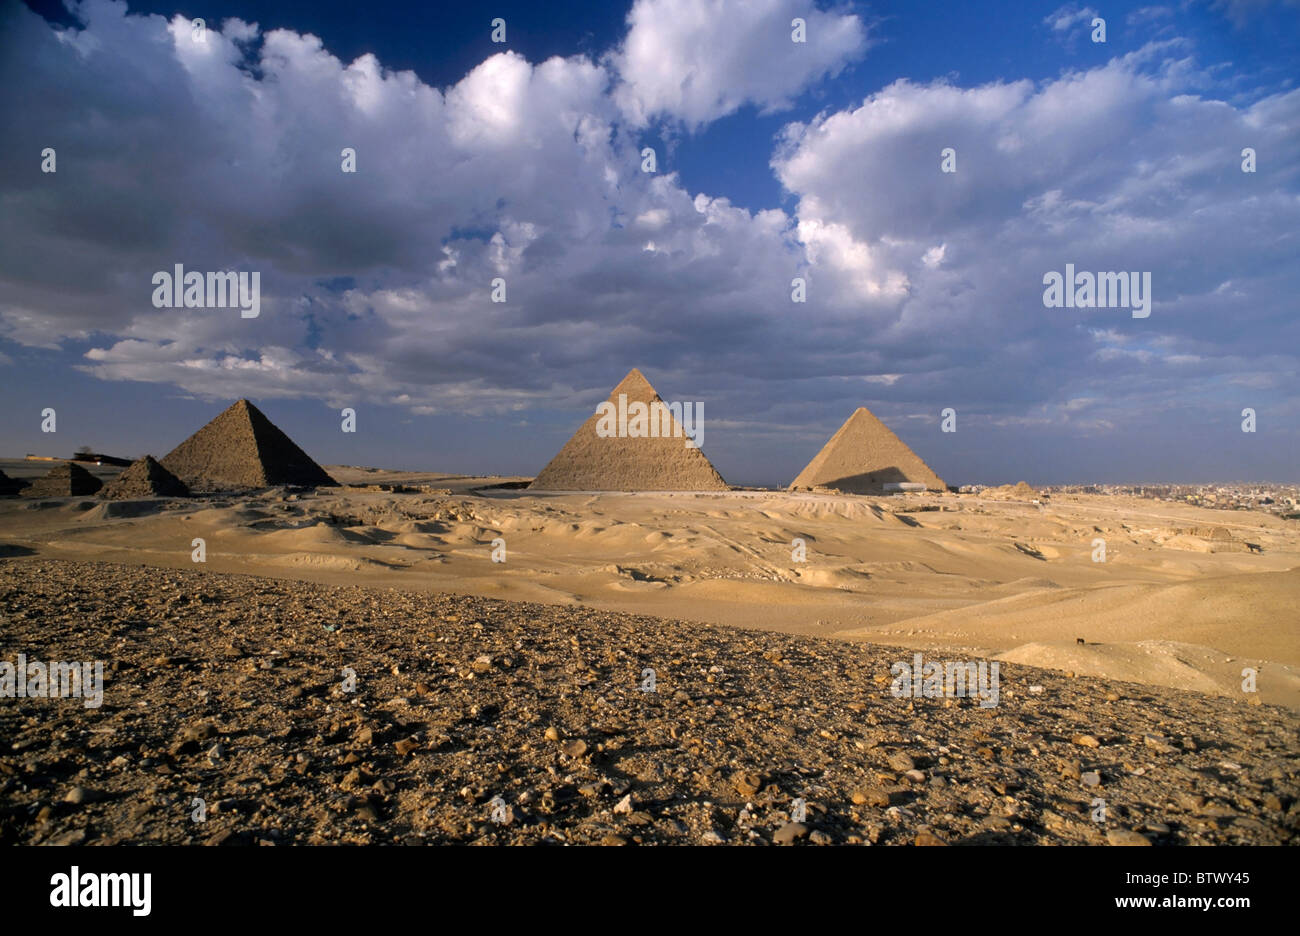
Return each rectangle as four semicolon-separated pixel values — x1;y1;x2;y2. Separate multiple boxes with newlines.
1;465;1295;708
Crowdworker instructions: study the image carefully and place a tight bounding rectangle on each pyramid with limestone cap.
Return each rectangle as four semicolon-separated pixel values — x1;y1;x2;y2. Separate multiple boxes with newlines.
161;399;337;493
529;369;727;491
789;407;946;494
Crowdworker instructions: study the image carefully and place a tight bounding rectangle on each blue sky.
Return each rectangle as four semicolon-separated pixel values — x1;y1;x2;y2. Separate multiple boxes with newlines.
1;0;1297;486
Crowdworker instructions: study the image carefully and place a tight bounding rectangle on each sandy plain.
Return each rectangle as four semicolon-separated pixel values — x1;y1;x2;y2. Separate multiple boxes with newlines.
2;458;1296;710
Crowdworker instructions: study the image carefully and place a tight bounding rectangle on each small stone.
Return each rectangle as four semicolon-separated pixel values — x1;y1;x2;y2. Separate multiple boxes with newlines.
904;769;925;783
701;831;724;844
601;834;628;846
851;787;890;807
1263;793;1283;811
206;742;224;760
809;830;833;845
544;727;561;741
1107;829;1152;846
394;737;421;756
733;771;763;797
1081;771;1102;788
561;739;588;758
1144;734;1176;754
1072;734;1101;748
355;727;374;745
773;822;808;844
472;655;493;673
613;794;633;815
63;786;98;805
182;723;218;743
914;831;947;846
1105;691;1121;702
887;752;916;772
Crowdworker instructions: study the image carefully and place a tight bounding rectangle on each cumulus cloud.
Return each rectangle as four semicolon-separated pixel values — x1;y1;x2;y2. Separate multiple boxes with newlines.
0;0;1296;481
610;0;867;129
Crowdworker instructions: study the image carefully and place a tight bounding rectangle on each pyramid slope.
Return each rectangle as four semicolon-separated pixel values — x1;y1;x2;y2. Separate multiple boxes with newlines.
162;400;337;493
102;455;190;499
789;407;946;494
22;461;103;497
529;369;727;491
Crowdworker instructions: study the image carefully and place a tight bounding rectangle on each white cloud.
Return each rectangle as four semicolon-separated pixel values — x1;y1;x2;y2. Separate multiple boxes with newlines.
610;0;867;129
0;1;1295;459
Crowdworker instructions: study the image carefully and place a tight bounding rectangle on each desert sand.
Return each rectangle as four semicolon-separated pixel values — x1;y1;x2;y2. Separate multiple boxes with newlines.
1;559;1294;846
1;458;1296;709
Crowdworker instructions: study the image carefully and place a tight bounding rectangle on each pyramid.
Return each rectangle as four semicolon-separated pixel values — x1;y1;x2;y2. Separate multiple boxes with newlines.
21;461;103;497
789;407;946;494
101;455;190;499
529;369;728;491
0;470;30;496
161;399;337;493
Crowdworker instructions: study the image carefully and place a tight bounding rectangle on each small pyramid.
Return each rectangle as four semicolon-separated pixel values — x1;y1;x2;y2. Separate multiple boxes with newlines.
162;399;337;493
529;369;727;491
0;469;30;496
21;461;103;497
101;455;190;499
789;407;946;494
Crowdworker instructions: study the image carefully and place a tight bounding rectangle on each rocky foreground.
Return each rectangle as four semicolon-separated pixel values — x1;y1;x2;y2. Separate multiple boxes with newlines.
0;559;1295;846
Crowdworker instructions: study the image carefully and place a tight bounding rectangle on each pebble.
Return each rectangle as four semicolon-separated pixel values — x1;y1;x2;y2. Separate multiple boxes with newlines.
904;769;926;783
1072;734;1101;748
63;786;97;805
544;727;561;741
773;822;808;844
613;794;633;815
561;740;588;758
851;787;890;807
701;831;724;844
888;752;916;772
393;738;421;756
733;771;763;797
809;830;832;845
1081;771;1102;788
914;831;947;846
600;834;628;846
1144;734;1176;754
1106;829;1152;846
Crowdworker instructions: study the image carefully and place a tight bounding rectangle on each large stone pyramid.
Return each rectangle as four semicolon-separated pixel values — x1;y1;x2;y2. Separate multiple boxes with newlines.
21;461;103;497
529;369;728;491
789;407;946;494
101;455;190;499
162;399;337;493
